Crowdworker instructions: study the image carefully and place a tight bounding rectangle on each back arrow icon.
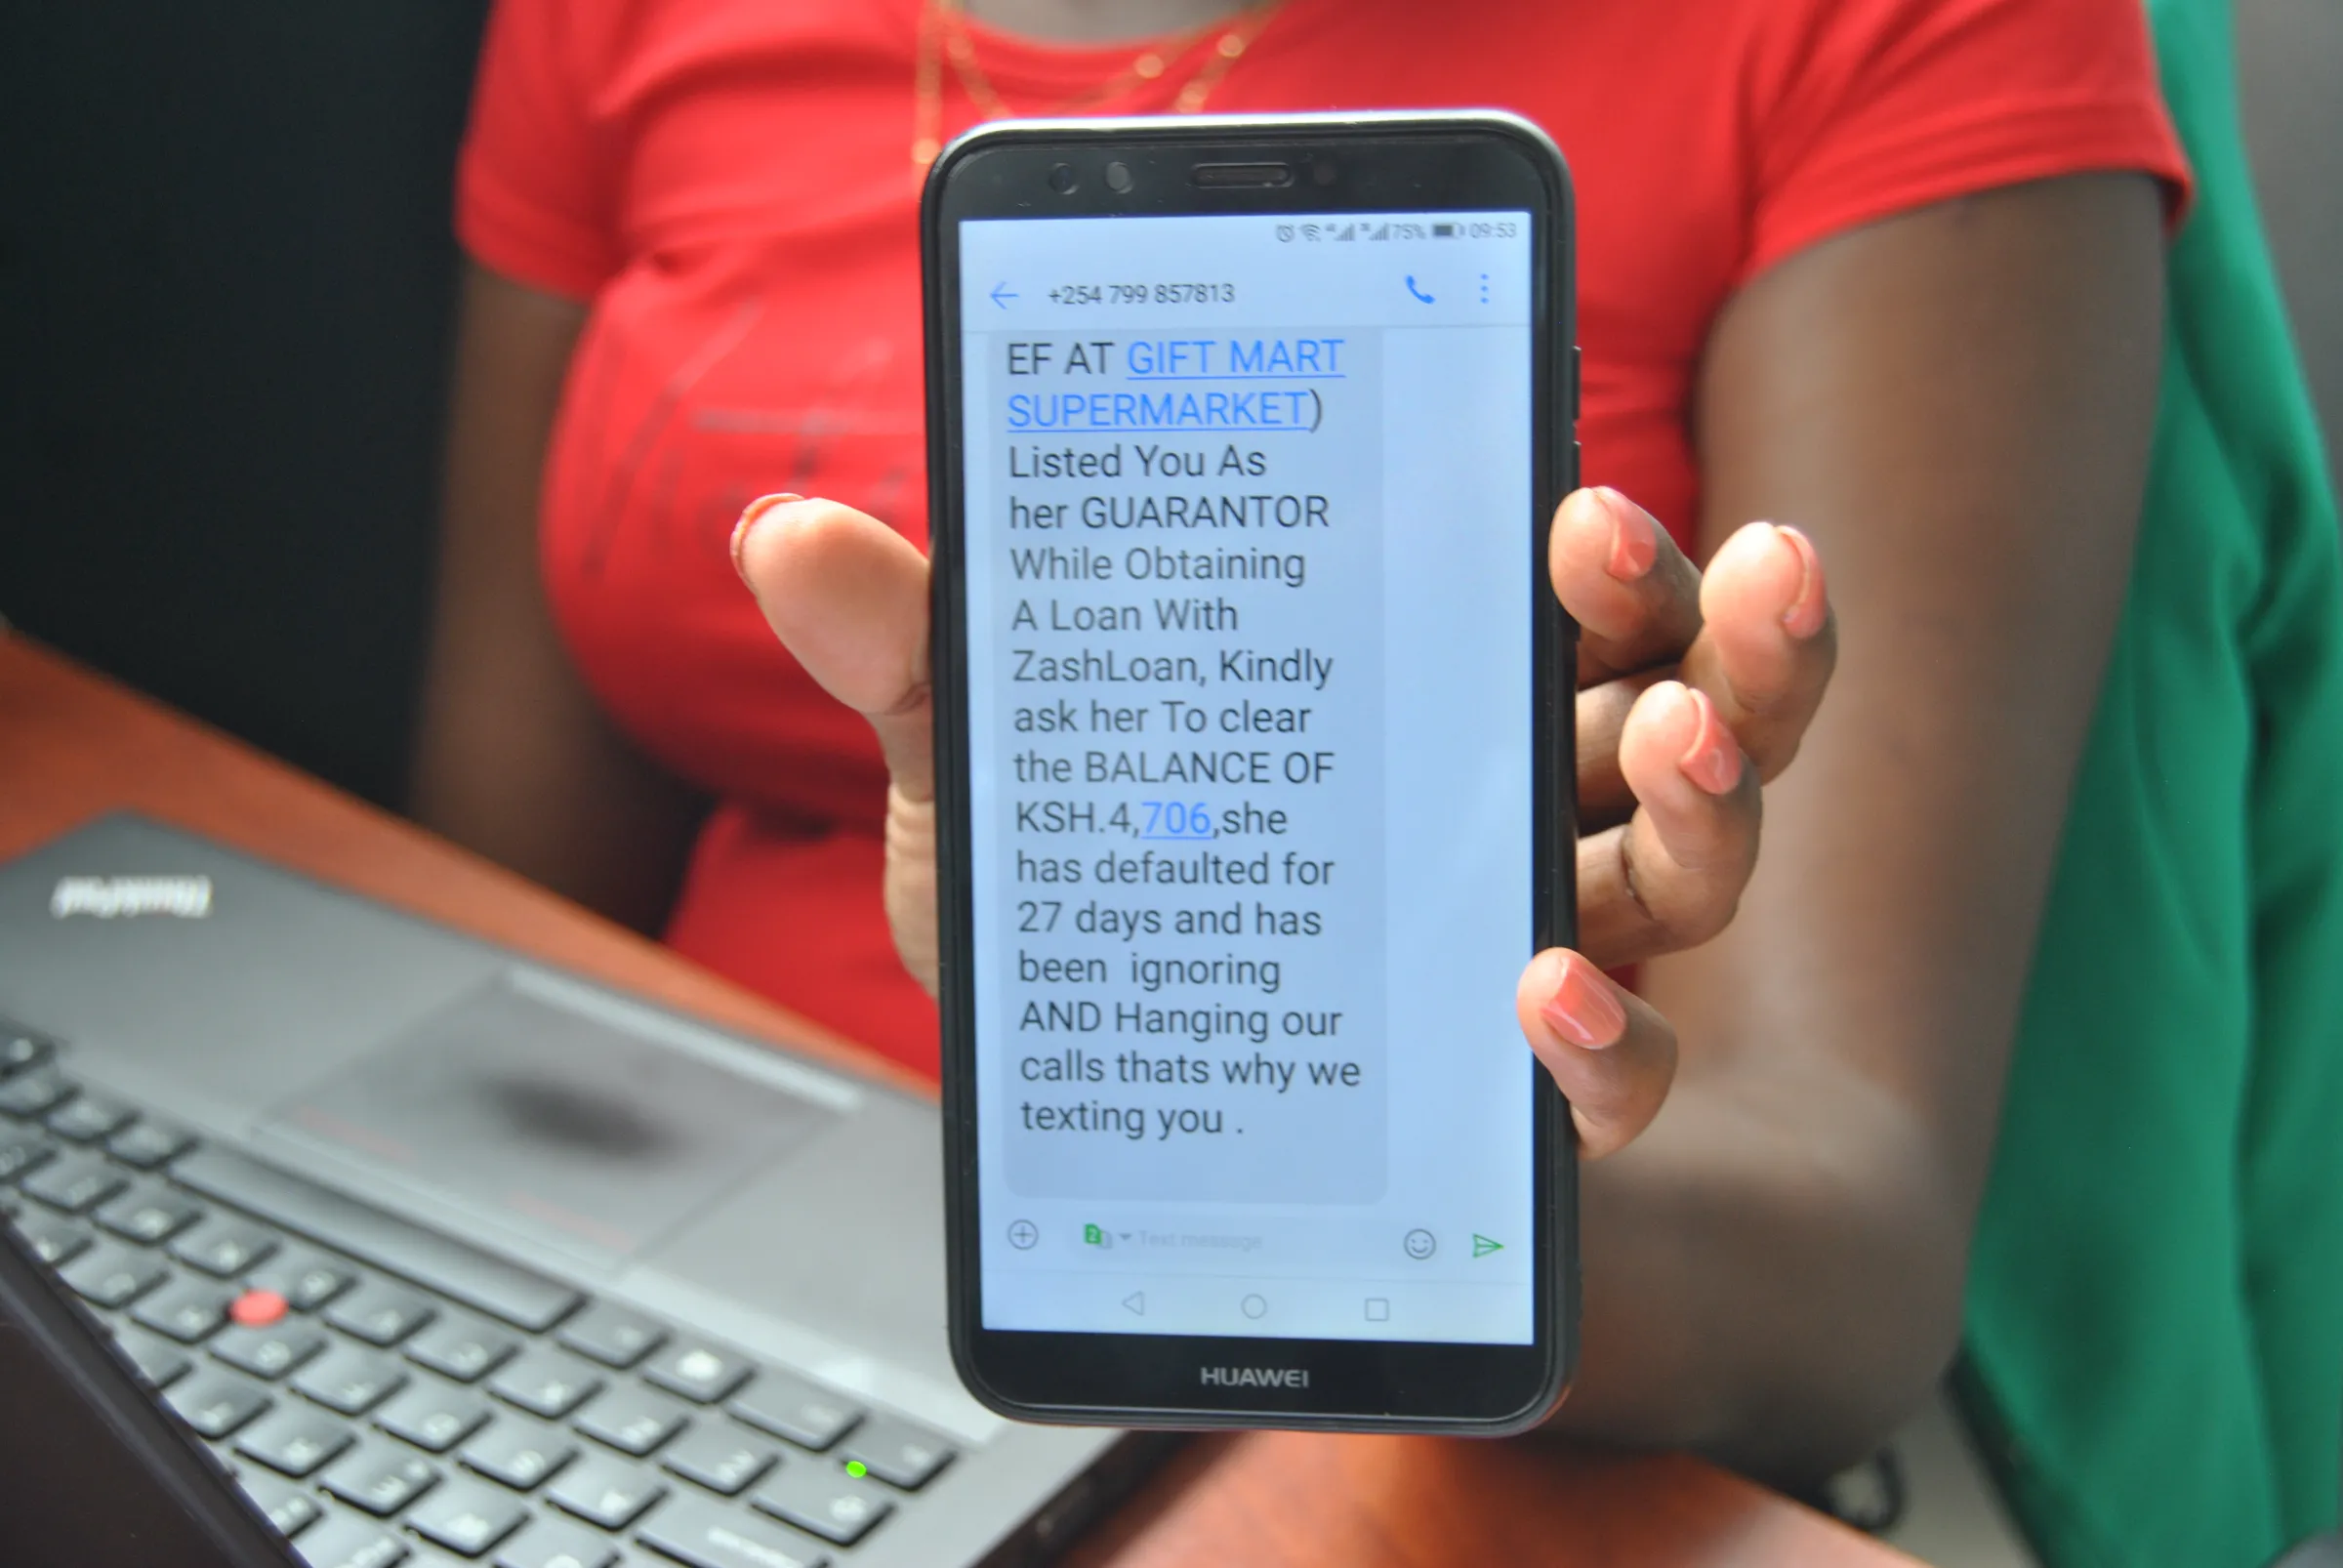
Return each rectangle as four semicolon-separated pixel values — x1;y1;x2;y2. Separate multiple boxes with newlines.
991;283;1017;309
1123;1293;1145;1315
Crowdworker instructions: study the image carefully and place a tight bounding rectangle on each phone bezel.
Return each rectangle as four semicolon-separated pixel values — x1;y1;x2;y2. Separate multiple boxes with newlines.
922;112;1579;1434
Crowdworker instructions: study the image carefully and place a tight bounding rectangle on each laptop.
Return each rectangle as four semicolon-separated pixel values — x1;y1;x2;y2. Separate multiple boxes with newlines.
0;813;1159;1568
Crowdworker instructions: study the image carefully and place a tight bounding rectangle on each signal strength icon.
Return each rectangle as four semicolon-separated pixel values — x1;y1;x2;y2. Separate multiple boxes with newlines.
1368;223;1390;241
1334;223;1356;241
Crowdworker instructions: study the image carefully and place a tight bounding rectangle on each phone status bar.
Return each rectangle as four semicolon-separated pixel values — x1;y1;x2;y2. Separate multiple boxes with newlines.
1274;216;1520;244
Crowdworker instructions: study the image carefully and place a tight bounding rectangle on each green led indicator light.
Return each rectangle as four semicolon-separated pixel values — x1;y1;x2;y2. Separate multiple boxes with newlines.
845;1461;868;1478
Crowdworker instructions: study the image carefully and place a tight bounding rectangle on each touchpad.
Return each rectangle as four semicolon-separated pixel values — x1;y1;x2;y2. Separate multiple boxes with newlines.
267;970;846;1265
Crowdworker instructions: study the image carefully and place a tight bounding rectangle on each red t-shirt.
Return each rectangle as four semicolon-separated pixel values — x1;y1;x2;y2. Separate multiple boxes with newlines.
457;0;2186;1078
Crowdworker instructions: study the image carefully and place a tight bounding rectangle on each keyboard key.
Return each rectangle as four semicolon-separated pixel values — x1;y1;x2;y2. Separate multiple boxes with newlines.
236;1405;358;1477
377;1381;495;1453
96;1183;206;1244
752;1461;891;1547
725;1374;861;1454
325;1280;437;1346
296;1510;411;1568
493;1516;619;1568
643;1342;753;1405
112;1323;194;1388
407;1312;522;1382
639;1494;828;1568
174;1148;583;1332
576;1383;693;1458
488;1348;604;1420
294;1344;411;1416
11;1209;93;1266
0;1020;58;1077
131;1277;238;1343
0;1067;75;1118
247;1248;358;1312
452;1422;573;1500
0;1128;56;1182
167;1367;275;1438
21;1151;128;1213
105;1118;196;1170
546;1453;667;1530
60;1240;171;1307
401;1547;479;1568
321;1437;441;1517
170;1217;280;1277
239;1470;322;1538
45;1092;136;1142
838;1417;955;1490
557;1302;667;1370
659;1423;778;1498
410;1478;530;1556
212;1321;331;1380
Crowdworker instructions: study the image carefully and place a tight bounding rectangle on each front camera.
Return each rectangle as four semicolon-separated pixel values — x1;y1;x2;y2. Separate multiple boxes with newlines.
1104;161;1134;194
1048;163;1079;195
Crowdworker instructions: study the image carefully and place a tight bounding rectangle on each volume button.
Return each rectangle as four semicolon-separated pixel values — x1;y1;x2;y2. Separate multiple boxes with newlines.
1570;345;1582;421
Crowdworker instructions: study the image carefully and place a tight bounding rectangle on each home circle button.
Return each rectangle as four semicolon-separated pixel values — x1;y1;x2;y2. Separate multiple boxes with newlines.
1240;1294;1268;1320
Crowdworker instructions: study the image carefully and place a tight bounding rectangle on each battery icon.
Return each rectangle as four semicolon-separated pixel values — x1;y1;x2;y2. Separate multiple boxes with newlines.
1431;222;1459;237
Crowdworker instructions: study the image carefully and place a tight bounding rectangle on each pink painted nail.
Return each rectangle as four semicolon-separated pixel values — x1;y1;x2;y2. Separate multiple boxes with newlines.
1677;686;1744;795
1777;524;1828;640
1597;487;1657;581
1539;953;1627;1049
729;493;805;584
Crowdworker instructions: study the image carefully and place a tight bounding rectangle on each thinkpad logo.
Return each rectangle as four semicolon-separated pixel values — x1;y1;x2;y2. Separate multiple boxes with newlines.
1200;1366;1309;1389
50;876;215;920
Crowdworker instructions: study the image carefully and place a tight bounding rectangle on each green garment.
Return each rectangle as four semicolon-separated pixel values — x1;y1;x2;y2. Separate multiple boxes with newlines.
1954;0;2343;1562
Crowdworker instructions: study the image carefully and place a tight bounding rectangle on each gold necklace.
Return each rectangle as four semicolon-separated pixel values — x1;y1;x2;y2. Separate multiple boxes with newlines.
913;0;1292;170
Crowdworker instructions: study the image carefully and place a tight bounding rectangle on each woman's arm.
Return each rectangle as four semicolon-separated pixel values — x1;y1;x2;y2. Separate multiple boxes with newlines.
410;262;707;929
1556;172;2167;1483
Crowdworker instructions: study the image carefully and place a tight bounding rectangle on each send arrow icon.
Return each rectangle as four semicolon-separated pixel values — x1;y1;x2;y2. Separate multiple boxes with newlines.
1471;1235;1503;1259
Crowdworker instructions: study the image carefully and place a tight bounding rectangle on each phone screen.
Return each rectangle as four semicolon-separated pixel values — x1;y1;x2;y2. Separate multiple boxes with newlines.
957;210;1538;1346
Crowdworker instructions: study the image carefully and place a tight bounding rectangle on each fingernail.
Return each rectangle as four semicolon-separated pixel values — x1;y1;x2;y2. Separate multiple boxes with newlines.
1596;487;1657;581
1539;953;1627;1050
729;493;804;584
1776;524;1828;639
1677;685;1744;795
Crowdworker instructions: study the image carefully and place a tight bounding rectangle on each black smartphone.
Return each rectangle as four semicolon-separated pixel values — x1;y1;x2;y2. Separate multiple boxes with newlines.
923;112;1577;1434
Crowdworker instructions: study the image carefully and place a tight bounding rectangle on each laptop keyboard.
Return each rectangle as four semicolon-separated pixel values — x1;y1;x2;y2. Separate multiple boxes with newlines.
0;1024;957;1568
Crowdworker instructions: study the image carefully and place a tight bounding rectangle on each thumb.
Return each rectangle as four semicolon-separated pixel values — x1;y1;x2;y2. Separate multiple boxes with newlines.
732;494;936;802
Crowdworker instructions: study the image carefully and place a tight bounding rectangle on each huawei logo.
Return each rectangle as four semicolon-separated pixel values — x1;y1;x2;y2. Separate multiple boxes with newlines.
50;876;215;920
1199;1366;1309;1389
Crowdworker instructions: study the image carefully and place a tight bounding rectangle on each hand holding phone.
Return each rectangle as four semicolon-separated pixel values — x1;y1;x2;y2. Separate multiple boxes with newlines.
733;114;1835;1435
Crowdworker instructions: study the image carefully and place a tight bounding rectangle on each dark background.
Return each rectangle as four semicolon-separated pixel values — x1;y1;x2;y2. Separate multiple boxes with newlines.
0;0;488;807
1;0;2335;814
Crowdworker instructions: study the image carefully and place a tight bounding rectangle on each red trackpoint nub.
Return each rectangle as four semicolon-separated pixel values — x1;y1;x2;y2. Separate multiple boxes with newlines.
229;1289;288;1328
